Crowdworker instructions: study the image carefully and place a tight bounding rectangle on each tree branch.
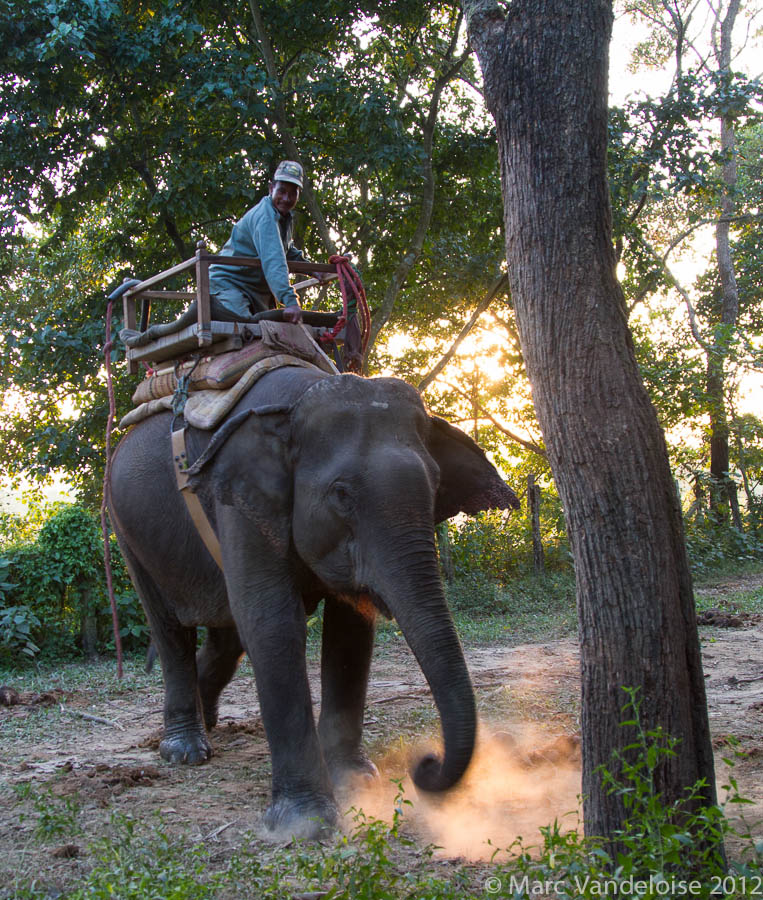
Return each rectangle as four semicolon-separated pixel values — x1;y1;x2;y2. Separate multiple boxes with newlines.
247;0;337;256
642;237;711;351
418;273;509;392
126;98;188;261
130;160;188;261
440;380;546;457
368;33;472;350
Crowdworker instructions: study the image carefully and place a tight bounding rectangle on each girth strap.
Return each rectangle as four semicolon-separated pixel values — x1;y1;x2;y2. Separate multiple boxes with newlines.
171;427;224;569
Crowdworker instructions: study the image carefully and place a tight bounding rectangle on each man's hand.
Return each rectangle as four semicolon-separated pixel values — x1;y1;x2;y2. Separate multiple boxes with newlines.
282;304;303;324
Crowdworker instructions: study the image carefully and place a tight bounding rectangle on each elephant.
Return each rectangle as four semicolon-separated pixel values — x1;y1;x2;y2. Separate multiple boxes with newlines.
108;365;519;838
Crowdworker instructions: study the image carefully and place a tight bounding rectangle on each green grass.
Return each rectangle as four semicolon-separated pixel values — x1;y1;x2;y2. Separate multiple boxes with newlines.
694;574;763;616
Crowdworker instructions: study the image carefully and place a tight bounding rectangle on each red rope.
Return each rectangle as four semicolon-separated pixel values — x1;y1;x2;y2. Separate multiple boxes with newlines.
100;297;124;678
320;255;371;371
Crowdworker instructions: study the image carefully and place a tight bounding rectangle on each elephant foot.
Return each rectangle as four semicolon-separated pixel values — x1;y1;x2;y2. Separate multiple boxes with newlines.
263;793;337;840
326;749;380;788
160;728;213;765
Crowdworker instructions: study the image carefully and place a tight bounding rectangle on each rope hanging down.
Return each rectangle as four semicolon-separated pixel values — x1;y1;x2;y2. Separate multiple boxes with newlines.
100;294;124;678
320;255;371;372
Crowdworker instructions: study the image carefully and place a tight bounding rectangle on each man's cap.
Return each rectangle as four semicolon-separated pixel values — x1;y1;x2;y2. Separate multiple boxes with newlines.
273;160;304;189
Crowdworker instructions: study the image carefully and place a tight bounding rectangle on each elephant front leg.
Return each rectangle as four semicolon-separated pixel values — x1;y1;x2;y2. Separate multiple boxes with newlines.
225;565;337;837
318;596;379;787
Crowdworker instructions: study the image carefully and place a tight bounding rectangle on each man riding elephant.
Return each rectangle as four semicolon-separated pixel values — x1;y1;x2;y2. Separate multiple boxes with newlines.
119;159;331;348
208;159;329;326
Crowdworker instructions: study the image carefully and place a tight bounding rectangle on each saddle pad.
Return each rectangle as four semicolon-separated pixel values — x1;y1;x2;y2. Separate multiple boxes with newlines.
119;354;322;430
131;321;336;405
132;339;271;405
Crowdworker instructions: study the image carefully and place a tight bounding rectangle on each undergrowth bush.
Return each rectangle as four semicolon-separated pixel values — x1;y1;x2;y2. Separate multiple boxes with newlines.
684;518;763;579
446;570;576;619
446;508;572;581
0;503;144;663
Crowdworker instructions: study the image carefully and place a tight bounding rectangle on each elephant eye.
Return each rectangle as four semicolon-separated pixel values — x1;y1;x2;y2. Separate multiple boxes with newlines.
328;480;354;512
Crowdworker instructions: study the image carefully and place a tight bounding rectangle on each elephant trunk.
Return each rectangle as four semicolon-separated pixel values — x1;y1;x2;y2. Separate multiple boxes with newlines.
372;532;477;792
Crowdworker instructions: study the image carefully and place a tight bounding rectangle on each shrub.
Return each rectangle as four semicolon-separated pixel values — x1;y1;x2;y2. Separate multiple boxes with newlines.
684;519;763;579
1;503;144;663
0;604;41;660
446;507;572;583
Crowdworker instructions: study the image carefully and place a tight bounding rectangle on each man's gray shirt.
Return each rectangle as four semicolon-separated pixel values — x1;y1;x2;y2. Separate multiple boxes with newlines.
208;195;304;313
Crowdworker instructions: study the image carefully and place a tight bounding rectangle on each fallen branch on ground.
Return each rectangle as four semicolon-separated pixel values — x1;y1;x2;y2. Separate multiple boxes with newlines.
59;705;125;731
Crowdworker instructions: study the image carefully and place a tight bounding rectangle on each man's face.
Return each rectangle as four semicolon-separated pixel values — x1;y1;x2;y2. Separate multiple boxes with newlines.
269;180;300;216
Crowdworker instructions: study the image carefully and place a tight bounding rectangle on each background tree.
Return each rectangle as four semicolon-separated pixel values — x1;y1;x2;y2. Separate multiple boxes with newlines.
610;0;763;525
0;0;506;500
461;0;719;853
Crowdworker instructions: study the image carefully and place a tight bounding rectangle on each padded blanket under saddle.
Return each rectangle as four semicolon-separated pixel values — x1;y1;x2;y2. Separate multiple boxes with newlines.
120;321;337;431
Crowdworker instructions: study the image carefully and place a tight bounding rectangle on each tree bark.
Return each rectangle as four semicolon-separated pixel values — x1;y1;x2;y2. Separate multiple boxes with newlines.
528;473;545;576
436;522;456;584
462;0;719;849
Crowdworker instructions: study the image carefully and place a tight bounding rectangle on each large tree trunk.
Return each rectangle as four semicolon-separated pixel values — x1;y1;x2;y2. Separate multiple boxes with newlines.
462;0;719;848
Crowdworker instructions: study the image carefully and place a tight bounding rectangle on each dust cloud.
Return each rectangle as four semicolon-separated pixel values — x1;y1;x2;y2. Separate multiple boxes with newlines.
342;725;582;861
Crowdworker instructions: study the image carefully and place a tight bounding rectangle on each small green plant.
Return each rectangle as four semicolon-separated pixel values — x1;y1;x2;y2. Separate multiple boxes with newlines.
14;783;82;840
286;782;473;899
68;813;215;900
495;688;761;899
598;687;727;880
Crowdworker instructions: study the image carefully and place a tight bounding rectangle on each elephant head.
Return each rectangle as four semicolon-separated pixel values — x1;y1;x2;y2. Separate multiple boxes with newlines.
194;373;518;797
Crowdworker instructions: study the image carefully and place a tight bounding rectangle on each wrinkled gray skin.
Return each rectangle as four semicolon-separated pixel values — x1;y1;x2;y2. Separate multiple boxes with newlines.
108;368;518;838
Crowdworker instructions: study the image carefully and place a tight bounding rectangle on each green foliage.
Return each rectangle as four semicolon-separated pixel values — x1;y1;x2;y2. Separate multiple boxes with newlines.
684;517;763;580
0;554;41;659
446;499;570;585
1;502;143;662
0;603;41;660
74;816;213;900
598;688;726;879
0;554;15;602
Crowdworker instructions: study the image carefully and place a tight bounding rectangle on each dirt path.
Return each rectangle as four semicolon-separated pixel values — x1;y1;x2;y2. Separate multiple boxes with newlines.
1;577;761;886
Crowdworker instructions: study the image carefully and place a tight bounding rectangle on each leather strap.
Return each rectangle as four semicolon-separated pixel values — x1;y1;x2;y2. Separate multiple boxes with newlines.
171;427;224;569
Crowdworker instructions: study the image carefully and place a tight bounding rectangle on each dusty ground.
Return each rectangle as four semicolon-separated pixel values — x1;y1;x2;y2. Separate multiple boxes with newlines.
0;575;761;893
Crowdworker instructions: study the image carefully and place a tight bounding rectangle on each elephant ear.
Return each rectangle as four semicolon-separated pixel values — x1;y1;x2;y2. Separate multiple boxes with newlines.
428;416;520;523
186;406;294;546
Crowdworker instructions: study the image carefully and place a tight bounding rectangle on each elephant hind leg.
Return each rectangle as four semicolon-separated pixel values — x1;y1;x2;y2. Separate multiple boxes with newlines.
197;626;244;731
318;596;379;786
118;545;212;765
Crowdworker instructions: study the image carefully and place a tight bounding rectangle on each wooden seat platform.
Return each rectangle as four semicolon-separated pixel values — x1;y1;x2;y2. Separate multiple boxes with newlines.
121;241;338;374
